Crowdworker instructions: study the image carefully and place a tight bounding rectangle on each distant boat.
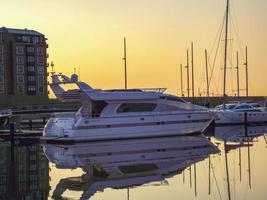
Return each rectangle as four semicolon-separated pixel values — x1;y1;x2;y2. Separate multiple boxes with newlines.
41;73;214;142
43;135;219;199
213;0;267;125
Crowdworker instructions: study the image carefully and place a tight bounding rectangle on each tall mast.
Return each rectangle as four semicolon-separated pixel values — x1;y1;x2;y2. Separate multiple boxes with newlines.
223;0;230;101
180;64;184;96
236;52;240;98
186;50;190;98
205;49;210;102
123;37;128;89
245;46;248;97
191;42;195;103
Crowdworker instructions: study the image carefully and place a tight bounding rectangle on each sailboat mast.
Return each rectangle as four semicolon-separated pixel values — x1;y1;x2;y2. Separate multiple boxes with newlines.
186;50;190;98
205;49;210;100
123;37;128;89
180;64;184;96
245;46;248;97
223;0;230;100
236;52;240;98
191;42;195;103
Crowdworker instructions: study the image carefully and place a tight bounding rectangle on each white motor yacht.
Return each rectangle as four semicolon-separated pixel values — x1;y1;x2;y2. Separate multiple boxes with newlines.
43;135;219;199
215;102;267;125
42;73;215;142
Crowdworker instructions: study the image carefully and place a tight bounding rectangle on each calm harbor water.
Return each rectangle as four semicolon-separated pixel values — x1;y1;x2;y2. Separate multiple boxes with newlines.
1;126;267;200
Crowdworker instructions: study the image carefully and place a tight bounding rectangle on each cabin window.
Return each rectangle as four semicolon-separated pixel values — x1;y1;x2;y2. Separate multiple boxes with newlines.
119;164;158;174
160;96;185;103
117;103;157;113
92;101;107;117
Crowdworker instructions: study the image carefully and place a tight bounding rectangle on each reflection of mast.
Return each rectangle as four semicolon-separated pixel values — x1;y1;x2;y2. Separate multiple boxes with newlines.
127;188;129;200
239;147;242;182
189;166;192;188
208;155;211;195
224;141;231;200
194;164;197;196
247;141;252;188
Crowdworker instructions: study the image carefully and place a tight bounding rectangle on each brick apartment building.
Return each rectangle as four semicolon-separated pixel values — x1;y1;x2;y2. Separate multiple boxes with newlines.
0;27;48;106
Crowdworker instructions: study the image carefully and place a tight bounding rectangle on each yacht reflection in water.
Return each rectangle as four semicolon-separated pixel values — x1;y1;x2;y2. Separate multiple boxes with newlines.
43;135;219;199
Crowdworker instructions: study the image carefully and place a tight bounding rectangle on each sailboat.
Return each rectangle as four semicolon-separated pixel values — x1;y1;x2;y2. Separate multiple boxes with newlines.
214;0;267;125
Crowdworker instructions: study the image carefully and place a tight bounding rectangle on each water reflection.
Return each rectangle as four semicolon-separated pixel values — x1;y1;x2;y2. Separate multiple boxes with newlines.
43;136;218;199
0;125;266;200
0;142;49;200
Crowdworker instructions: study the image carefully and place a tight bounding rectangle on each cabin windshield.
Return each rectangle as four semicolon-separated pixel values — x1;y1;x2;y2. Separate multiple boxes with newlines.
92;101;107;117
117;103;157;113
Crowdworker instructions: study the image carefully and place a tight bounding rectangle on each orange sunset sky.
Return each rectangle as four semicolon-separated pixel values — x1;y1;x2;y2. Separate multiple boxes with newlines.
1;0;267;97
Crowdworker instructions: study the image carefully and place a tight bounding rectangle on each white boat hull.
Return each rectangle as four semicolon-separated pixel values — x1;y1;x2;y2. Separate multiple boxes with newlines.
215;111;267;125
42;111;214;142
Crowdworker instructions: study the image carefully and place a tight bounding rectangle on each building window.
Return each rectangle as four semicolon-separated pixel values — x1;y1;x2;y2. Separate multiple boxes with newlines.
16;56;24;64
37;65;44;74
27;56;35;62
37;56;44;65
36;47;43;55
0;85;4;94
17;85;24;94
17;65;24;74
117;103;157;113
17;75;24;83
0;55;3;64
0;65;4;74
28;76;35;81
28;86;36;92
16;46;24;54
32;37;39;44
38;76;44;83
0;33;2;41
27;66;35;72
22;36;30;43
27;47;35;53
0;75;4;83
38;86;44;93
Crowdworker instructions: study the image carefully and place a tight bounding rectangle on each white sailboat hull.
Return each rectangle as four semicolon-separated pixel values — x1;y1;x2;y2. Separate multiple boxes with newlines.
215;110;267;125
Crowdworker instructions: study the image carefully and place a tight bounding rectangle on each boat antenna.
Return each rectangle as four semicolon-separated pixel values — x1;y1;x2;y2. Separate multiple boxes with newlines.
223;0;230;105
123;37;128;89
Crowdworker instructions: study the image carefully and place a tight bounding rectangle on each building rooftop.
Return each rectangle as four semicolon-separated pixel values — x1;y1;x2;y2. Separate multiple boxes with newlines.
0;27;43;36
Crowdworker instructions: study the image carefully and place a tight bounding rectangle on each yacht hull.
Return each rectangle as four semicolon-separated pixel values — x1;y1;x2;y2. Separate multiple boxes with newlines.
215;111;267;125
42;112;213;143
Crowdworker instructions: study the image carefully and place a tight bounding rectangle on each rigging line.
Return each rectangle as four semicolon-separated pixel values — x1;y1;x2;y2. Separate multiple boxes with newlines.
230;2;245;61
211;159;223;200
208;57;220;95
208;14;226;93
